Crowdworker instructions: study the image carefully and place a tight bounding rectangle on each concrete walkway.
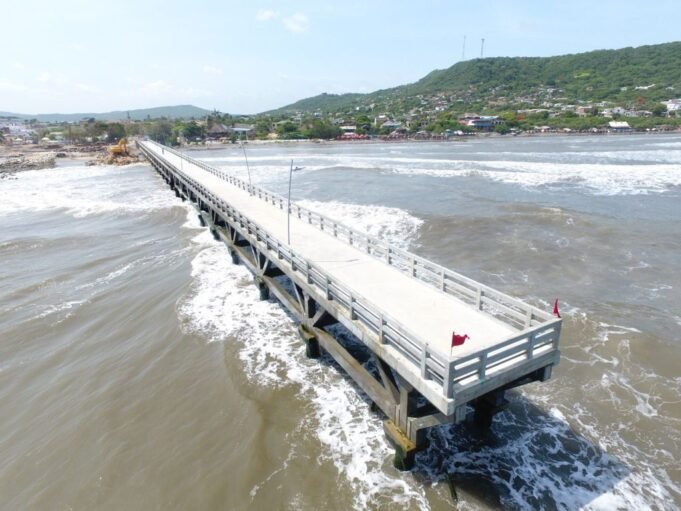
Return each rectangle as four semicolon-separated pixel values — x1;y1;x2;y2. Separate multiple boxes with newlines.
145;143;515;360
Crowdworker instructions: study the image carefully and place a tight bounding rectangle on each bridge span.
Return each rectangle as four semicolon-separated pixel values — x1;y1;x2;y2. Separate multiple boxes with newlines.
138;140;562;469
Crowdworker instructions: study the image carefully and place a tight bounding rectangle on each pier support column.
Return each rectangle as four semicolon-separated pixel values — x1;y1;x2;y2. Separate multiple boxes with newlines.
228;247;239;265
472;390;508;430
384;420;418;471
198;214;206;227
297;324;320;359
383;376;426;471
256;277;269;301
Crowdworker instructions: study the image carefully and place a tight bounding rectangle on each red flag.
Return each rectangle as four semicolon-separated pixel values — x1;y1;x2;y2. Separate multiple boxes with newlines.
451;332;469;347
553;299;561;318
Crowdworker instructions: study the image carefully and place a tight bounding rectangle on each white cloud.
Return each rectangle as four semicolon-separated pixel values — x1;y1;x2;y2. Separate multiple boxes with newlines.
37;72;67;85
75;82;99;93
142;79;171;94
203;65;223;75
282;13;309;33
0;78;26;92
255;8;278;21
183;87;212;98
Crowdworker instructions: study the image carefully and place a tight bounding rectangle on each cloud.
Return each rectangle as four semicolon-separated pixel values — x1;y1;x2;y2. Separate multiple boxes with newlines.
255;8;277;21
0;78;27;92
203;65;223;75
282;13;309;33
75;82;99;93
142;79;171;94
183;87;212;98
37;72;68;85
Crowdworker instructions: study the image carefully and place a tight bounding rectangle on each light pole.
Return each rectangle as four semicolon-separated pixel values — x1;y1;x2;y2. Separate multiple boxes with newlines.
240;133;252;193
287;160;304;246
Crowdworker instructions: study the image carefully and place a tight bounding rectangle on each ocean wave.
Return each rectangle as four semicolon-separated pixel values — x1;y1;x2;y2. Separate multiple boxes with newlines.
0;164;178;217
176;203;430;509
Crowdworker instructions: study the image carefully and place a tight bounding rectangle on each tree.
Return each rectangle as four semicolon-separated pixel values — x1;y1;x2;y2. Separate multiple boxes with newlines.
107;123;126;142
303;120;341;139
182;121;204;140
651;104;667;117
148;120;174;145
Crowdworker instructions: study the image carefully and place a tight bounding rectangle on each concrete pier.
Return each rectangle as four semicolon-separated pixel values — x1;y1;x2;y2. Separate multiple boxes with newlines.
138;140;562;469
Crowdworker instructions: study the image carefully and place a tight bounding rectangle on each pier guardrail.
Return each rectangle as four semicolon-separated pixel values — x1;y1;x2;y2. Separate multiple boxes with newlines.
141;141;562;403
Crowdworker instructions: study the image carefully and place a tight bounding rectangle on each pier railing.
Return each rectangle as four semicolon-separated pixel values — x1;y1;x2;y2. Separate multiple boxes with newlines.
141;141;562;402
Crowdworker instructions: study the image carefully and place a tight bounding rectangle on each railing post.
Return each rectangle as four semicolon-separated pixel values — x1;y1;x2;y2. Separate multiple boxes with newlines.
378;314;385;343
420;344;429;379
479;353;487;380
443;361;452;399
476;288;483;310
527;333;536;359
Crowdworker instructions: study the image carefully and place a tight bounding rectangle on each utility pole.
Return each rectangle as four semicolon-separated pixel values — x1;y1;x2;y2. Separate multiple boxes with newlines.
461;35;466;60
480;38;485;59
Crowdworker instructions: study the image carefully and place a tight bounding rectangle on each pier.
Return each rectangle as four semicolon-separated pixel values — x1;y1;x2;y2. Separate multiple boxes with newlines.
138;140;562;469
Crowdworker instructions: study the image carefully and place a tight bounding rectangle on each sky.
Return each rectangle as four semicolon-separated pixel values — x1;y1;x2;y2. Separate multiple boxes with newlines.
2;0;680;115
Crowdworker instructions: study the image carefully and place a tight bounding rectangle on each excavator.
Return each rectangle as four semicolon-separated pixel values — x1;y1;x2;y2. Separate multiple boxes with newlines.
108;138;128;157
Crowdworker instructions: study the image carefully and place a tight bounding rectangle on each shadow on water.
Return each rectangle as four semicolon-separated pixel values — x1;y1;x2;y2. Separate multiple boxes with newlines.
410;390;630;510
264;278;631;510
314;328;629;510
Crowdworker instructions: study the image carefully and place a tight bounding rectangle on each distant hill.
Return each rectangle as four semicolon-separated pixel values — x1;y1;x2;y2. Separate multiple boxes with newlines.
269;41;681;114
0;105;212;123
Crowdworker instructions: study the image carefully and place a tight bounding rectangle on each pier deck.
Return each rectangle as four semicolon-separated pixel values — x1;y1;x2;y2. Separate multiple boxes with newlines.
139;140;562;469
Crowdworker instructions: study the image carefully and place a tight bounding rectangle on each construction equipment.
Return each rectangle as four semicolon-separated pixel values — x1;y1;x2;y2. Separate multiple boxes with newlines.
108;138;128;156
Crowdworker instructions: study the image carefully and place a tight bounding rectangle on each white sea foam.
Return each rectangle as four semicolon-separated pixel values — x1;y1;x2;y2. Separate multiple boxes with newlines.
0;164;177;217
297;199;423;250
176;195;680;508
204;150;681;195
176;202;430;509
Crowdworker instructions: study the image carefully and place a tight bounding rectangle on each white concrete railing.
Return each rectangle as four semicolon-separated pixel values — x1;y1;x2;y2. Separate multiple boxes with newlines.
140;141;562;401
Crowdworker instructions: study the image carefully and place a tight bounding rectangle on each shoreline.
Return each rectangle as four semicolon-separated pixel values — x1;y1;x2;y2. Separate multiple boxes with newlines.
181;127;681;151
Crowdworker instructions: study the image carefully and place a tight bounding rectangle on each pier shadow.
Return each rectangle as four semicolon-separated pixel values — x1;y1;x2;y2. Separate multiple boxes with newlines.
410;390;631;510
316;326;630;510
266;288;631;510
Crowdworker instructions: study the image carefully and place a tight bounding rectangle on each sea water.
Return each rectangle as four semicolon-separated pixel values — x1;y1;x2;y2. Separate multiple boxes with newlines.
1;134;680;510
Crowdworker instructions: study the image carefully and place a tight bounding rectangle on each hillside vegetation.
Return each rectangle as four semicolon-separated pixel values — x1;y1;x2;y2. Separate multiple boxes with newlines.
271;42;681;114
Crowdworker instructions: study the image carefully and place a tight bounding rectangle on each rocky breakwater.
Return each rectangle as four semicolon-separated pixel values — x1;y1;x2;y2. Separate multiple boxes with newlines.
0;152;56;178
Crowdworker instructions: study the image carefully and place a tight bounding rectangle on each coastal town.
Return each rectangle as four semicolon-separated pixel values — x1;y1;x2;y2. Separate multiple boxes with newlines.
2;87;680;151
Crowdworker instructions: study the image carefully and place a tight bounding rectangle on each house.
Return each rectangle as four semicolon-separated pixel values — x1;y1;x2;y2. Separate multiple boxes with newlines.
205;123;231;139
228;124;255;137
462;116;502;130
608;121;632;131
663;99;681;112
381;121;402;130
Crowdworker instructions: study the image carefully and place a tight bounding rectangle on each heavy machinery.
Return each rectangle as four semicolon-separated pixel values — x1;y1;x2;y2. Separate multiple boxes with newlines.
108;138;128;156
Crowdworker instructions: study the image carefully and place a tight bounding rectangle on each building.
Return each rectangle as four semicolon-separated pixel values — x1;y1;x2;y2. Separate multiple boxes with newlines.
608;121;632;132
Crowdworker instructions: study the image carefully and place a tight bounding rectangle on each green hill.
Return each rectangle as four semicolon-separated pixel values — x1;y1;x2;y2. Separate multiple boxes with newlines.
269;42;681;114
0;105;212;123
